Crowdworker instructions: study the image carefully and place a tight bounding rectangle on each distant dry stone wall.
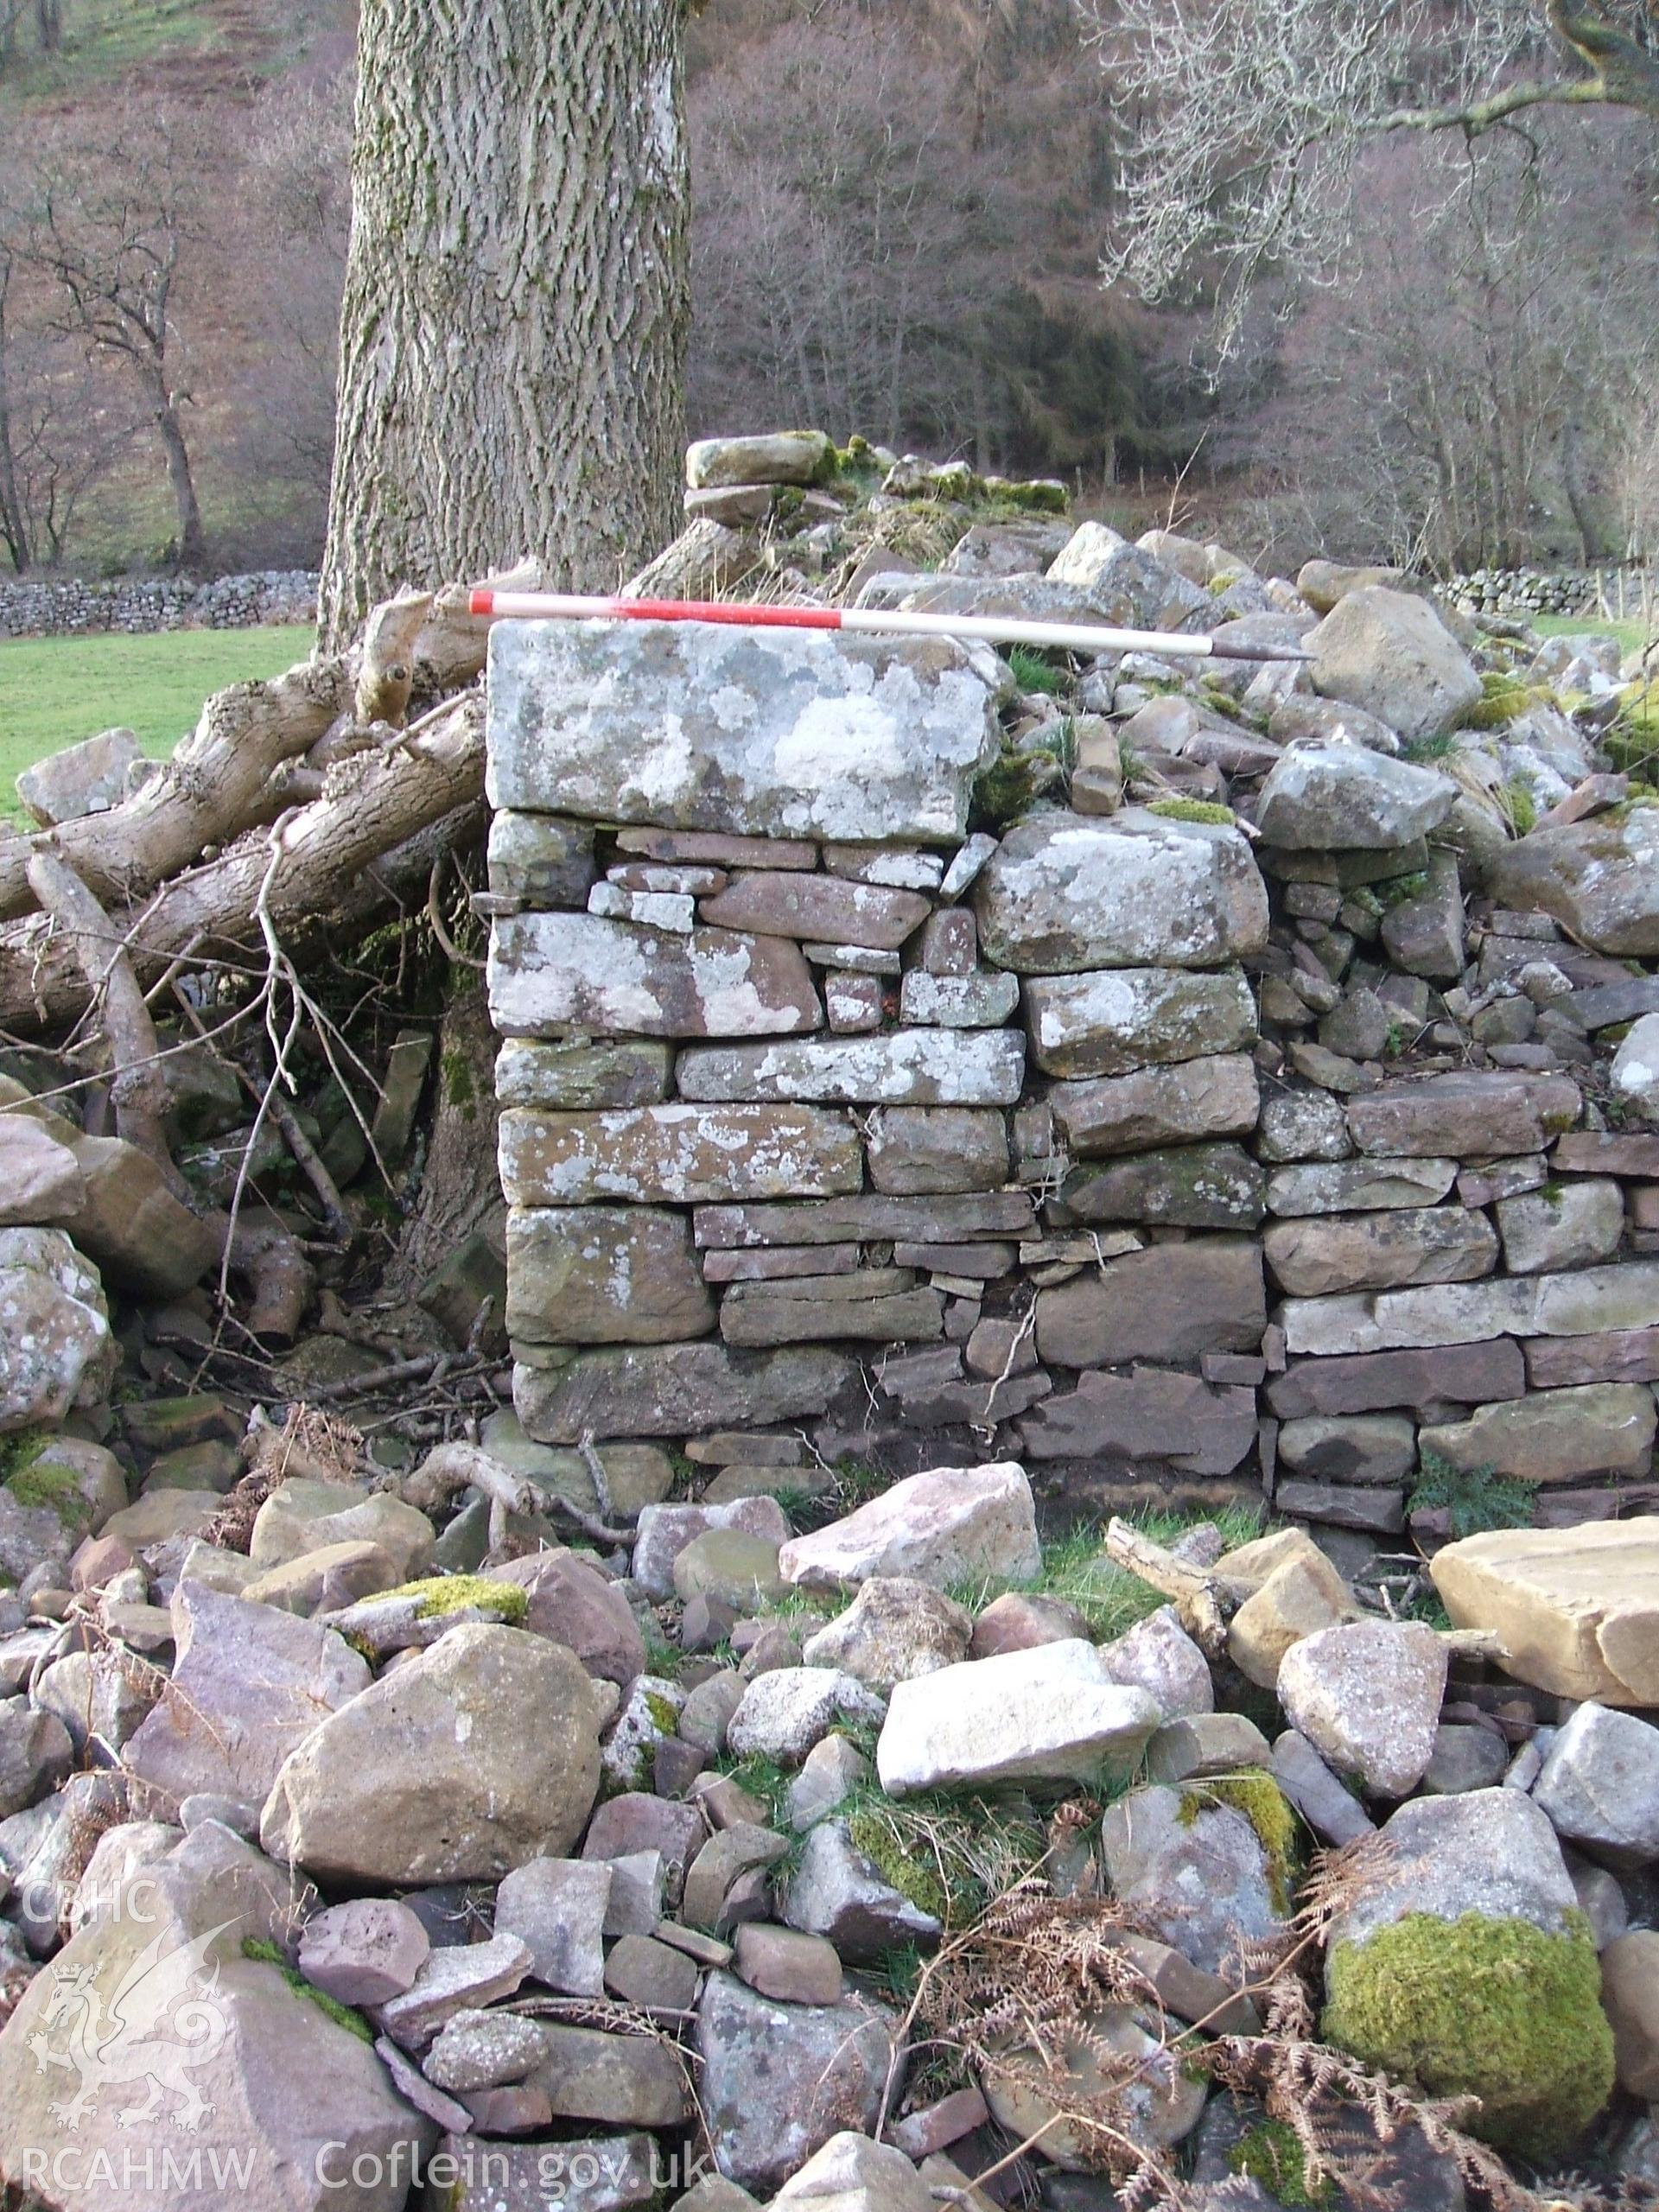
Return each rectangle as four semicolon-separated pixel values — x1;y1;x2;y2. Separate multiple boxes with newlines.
0;569;318;639
1452;564;1641;619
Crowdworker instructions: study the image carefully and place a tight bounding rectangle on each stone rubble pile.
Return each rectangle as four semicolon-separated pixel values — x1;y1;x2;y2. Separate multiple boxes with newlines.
0;431;1658;2209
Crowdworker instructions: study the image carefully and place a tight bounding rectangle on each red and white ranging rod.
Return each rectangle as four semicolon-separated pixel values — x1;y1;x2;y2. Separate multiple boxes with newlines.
468;588;1313;663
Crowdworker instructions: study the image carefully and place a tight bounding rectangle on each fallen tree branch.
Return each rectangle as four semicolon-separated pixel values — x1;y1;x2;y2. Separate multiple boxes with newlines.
0;693;486;1033
0;657;350;925
1102;1516;1230;1657
388;1438;632;1548
26;849;181;1179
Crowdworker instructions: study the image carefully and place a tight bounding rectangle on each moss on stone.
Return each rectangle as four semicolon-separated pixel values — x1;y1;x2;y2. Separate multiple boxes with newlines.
644;1688;682;1735
1227;2119;1332;2208
847;1807;950;1923
1146;798;1236;826
1178;1770;1300;1913
1321;1909;1613;2158
3;1434;87;1529
376;1574;529;1624
242;1937;375;2044
1461;671;1547;730
971;750;1041;833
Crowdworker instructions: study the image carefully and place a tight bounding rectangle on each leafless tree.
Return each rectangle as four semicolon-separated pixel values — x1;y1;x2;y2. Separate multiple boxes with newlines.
1087;0;1659;349
219;78;353;560
34;0;60;52
1212;123;1659;569
5;102;211;569
0;234;140;572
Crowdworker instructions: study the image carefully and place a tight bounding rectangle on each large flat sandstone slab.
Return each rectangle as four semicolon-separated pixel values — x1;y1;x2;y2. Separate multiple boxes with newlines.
499;1104;862;1205
1431;1521;1659;1703
487;620;1001;841
489;914;822;1039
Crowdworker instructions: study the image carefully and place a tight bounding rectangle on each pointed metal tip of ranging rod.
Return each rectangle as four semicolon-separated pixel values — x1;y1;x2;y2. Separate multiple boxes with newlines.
1206;637;1317;664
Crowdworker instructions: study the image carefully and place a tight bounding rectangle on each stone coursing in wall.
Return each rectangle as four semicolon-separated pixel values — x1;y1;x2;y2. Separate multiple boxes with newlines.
484;598;1659;1542
0;570;318;639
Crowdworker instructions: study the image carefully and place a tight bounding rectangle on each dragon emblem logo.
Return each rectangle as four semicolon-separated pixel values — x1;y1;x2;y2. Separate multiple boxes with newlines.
25;1919;233;2133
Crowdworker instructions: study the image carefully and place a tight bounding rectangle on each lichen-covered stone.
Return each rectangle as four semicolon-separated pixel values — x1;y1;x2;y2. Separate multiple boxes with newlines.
1023;967;1258;1078
1255;745;1459;849
489;620;1000;841
489;914;822;1039
675;1032;1025;1108
494;1040;675;1109
1487;808;1659;957
505;1206;714;1343
1307;586;1483;744
499;1103;862;1206
974;810;1269;973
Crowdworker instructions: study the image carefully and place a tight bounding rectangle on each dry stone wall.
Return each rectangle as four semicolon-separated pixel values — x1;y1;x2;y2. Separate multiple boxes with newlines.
0;569;317;639
485;569;1659;1548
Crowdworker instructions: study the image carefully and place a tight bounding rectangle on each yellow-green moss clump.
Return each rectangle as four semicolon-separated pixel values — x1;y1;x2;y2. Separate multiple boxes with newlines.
1227;2119;1332;2209
5;1446;88;1529
1147;798;1236;827
847;1808;950;1923
1179;1770;1300;1912
376;1575;528;1624
1461;671;1550;730
1321;1910;1613;2158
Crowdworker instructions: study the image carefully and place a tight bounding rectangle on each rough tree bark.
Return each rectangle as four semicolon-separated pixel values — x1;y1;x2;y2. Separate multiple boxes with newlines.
317;0;691;650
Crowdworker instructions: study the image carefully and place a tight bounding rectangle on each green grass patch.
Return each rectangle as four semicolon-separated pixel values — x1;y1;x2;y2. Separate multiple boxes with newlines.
0;626;314;821
1532;613;1646;659
1006;645;1071;697
0;0;340;104
950;1503;1266;1643
843;1786;1048;1927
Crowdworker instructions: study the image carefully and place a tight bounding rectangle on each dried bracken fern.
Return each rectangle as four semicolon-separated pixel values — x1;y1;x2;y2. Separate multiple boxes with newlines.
909;1881;1190;2196
1206;1838;1573;2212
204;1401;365;1552
898;1836;1583;2212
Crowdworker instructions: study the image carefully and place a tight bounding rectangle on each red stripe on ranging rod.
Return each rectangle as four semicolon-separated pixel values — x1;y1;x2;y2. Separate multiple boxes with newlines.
469;589;842;630
467;588;1313;663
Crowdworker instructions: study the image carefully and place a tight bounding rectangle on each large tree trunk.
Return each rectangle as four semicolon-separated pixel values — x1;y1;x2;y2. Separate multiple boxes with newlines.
317;0;690;652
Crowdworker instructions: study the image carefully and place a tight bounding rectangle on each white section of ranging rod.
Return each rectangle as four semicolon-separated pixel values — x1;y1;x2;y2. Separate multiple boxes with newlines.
467;588;1313;663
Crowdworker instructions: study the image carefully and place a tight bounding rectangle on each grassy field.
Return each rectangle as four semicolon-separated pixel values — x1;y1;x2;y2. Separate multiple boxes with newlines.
1533;612;1648;658
0;626;314;820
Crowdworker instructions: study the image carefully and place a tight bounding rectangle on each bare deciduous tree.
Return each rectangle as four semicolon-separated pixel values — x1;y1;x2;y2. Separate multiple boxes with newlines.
6;103;210;569
1088;0;1659;346
1209;125;1658;569
0;233;140;573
